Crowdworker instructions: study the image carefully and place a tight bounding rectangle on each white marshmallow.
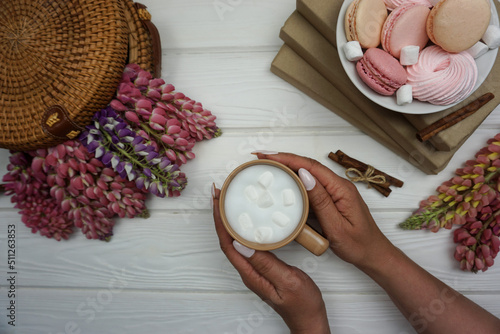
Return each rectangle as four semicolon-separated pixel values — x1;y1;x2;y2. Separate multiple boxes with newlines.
343;41;363;62
400;45;420;66
396;85;413;106
272;211;291;227
255;227;273;243
244;185;259;202
282;189;296;206
258;171;274;189
482;25;500;49
466;41;489;59
257;191;275;208
238;213;254;230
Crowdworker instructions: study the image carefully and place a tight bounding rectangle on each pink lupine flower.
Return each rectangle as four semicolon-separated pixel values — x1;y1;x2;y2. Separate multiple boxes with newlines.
402;134;500;272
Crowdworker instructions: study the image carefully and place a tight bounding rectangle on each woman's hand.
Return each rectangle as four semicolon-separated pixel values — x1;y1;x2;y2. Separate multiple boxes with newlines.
212;185;331;334
255;152;396;270
215;152;500;334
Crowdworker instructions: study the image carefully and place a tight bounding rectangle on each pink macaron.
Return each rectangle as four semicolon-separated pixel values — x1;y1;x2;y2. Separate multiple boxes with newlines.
381;3;431;59
356;48;407;96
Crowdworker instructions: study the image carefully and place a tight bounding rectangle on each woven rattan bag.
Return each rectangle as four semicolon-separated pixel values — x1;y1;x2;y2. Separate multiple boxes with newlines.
0;0;161;151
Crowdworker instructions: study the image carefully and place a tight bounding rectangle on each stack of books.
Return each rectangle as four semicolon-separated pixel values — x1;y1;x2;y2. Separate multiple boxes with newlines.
271;0;500;174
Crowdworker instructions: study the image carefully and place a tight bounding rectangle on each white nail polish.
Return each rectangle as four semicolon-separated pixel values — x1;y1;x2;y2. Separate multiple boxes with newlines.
210;183;216;207
299;168;316;191
251;150;279;155
233;240;255;258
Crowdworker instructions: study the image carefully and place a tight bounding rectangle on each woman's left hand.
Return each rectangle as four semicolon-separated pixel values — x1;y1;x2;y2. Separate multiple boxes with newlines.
212;185;331;334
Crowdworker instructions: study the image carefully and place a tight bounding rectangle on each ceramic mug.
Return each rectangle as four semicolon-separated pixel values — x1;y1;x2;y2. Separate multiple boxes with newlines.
219;159;330;256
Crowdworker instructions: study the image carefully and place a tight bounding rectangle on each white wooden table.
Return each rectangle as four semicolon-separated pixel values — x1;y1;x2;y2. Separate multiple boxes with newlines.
1;1;500;333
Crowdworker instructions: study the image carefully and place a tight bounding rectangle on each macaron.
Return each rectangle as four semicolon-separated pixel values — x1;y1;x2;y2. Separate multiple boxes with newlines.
381;3;431;59
383;0;432;11
356;48;407;96
344;0;388;49
426;0;491;53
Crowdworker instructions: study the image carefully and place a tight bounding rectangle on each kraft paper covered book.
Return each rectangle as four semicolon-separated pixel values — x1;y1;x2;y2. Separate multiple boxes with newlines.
271;45;404;157
271;43;446;174
295;0;500;152
276;11;456;173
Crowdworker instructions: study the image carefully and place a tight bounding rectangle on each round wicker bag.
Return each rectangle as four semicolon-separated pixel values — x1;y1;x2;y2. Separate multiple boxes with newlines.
0;0;161;151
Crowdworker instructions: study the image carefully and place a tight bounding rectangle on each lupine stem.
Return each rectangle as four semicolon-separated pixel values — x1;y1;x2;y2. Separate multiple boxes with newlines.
99;124;184;194
138;122;182;156
471;209;500;252
484;169;500;183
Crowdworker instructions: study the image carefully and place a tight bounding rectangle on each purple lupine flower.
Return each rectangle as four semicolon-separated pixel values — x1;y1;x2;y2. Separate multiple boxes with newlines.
80;106;187;197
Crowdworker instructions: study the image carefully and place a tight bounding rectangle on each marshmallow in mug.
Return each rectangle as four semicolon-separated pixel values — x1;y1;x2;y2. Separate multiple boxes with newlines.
224;164;304;244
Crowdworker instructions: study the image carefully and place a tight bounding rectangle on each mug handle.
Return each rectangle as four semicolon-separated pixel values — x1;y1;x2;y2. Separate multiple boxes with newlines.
295;224;330;256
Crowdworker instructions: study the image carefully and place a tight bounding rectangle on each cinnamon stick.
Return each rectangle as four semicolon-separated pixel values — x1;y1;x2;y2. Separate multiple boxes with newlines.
416;92;495;142
328;150;404;188
328;152;392;197
372;184;392;197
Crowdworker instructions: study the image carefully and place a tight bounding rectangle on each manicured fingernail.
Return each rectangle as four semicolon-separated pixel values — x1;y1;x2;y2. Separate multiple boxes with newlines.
251;150;279;155
299;168;316;191
233;240;255;258
210;183;216;207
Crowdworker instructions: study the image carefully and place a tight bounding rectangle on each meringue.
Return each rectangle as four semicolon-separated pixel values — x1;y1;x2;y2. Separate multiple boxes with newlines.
383;0;432;11
406;46;478;106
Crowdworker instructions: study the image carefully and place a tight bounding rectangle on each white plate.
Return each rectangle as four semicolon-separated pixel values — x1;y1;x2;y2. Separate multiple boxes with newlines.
336;0;498;114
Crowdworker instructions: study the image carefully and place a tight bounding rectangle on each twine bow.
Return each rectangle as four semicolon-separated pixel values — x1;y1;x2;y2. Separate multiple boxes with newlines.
345;166;386;188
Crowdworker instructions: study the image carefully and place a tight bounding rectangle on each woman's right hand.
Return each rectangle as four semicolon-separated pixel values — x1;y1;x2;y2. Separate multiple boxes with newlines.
253;152;396;269
256;152;500;334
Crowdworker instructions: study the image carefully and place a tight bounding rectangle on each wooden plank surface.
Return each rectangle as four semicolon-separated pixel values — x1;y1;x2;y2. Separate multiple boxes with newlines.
4;288;500;334
1;0;500;333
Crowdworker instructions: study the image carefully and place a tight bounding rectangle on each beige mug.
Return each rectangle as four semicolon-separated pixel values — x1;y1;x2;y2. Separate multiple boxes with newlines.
219;159;330;256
